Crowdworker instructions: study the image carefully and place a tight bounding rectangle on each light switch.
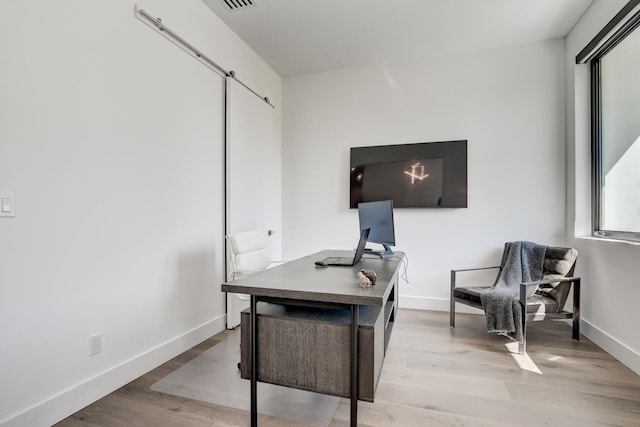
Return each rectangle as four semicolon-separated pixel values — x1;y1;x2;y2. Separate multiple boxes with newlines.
0;192;15;217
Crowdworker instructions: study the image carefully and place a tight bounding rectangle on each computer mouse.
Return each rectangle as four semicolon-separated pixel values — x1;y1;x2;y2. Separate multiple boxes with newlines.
314;261;328;267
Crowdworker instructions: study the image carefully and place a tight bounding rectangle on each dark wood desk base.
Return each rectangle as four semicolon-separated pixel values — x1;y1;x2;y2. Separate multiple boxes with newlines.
240;301;390;401
222;250;403;427
247;297;360;427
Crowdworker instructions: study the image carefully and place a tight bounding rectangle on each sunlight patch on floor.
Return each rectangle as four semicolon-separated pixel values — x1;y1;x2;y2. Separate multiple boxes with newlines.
505;342;543;374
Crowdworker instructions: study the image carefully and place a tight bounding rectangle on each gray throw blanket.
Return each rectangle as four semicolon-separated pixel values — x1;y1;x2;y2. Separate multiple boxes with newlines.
480;241;546;342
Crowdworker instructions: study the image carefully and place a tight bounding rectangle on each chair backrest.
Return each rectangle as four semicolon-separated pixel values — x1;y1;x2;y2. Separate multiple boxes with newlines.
543;246;578;278
227;230;270;280
540;246;578;310
498;244;578;311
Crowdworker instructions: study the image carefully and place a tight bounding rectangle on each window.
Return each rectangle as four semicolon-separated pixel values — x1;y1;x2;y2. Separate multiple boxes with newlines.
580;3;640;241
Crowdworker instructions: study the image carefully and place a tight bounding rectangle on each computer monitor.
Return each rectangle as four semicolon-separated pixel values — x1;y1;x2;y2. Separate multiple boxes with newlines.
358;200;396;257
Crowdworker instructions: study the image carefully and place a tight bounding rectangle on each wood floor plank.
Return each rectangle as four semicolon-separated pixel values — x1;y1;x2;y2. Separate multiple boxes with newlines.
330;399;522;427
374;381;630;427
56;309;640;427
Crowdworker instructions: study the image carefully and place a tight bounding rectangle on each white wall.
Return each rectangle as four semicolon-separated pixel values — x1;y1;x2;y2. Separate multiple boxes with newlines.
282;40;567;312
0;1;281;425
566;0;640;374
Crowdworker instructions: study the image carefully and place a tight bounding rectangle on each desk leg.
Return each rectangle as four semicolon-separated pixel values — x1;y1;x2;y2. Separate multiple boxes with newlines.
350;304;359;427
250;295;258;427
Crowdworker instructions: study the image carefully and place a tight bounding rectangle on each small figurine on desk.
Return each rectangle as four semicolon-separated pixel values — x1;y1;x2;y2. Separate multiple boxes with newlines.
357;269;377;288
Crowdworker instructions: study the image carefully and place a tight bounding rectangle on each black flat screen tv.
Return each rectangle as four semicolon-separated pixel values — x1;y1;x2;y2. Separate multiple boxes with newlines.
350;140;467;208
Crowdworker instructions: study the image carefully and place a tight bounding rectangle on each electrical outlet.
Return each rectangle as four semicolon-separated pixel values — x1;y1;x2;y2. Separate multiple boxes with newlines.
89;333;102;356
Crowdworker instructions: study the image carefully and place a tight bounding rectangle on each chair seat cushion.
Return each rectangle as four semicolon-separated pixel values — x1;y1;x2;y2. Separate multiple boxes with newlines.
453;286;489;306
525;293;559;313
454;286;559;313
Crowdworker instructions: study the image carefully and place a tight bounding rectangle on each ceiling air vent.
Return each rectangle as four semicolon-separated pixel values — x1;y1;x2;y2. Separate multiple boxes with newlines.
219;0;257;11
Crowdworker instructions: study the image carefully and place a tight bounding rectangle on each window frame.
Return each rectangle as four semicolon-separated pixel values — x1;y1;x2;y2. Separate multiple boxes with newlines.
583;2;640;242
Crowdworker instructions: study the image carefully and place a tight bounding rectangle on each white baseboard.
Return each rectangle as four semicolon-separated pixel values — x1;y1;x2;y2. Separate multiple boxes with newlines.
399;295;640;375
399;295;484;314
581;318;640;375
1;315;226;427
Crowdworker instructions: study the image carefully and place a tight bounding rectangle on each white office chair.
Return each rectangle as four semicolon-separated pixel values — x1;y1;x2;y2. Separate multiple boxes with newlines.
225;230;272;328
227;230;271;280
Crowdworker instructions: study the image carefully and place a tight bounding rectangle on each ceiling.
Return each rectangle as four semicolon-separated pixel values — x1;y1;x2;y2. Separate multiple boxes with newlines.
202;0;594;78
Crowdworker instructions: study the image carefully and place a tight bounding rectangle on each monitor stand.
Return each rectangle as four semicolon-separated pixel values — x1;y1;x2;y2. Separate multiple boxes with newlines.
364;244;394;258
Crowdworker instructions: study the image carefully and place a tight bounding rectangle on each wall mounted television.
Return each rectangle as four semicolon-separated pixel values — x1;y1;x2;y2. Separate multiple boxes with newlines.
350;140;467;208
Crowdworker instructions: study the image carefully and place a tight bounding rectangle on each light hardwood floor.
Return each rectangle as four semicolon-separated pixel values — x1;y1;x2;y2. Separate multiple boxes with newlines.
57;309;640;427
